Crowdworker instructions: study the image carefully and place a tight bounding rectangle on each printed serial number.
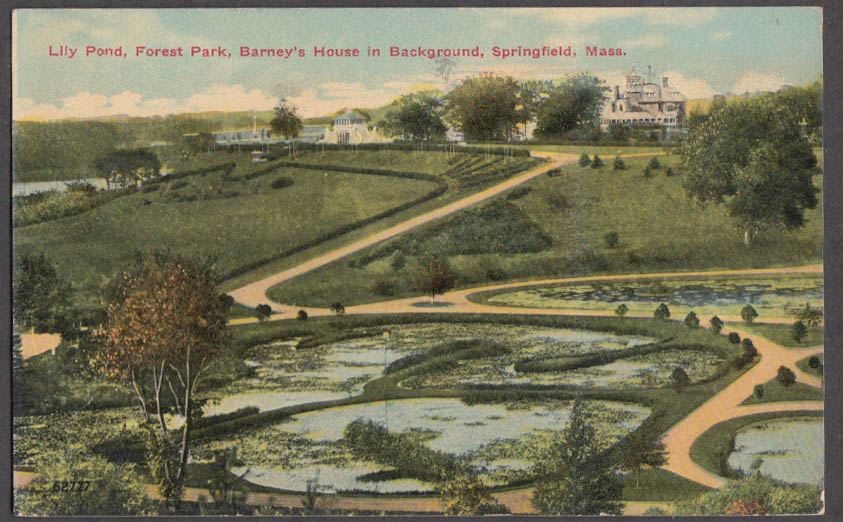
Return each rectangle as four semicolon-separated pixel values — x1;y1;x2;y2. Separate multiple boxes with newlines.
51;481;91;492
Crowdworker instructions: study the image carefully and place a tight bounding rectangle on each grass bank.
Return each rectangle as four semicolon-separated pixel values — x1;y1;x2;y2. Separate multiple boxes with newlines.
269;153;822;308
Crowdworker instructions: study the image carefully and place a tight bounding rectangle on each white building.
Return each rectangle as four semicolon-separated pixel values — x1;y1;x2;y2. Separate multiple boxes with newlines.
321;111;387;144
600;66;687;131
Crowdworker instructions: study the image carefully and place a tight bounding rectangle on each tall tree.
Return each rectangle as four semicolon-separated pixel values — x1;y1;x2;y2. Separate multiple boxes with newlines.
677;93;820;245
382;91;447;141
13;252;74;336
270;101;303;139
446;73;520;141
93;148;160;188
534;74;608;138
620;423;668;488
95;253;229;500
532;399;624;515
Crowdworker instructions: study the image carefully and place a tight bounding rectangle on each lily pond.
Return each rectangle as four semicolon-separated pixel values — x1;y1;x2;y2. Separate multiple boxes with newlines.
202;323;657;415
728;419;823;486
198;398;650;494
482;276;823;319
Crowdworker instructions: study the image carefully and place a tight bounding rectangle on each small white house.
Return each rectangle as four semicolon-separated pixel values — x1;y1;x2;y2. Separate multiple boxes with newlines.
321;111;387;144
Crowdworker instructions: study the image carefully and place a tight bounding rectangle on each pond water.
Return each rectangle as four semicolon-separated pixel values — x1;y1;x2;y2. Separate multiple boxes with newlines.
485;277;823;318
13;178;110;196
728;419;823;486
221;398;649;494
208;324;657;414
402;348;723;389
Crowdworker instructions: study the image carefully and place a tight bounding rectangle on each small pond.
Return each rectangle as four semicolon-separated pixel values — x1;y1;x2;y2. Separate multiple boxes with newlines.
206;398;649;494
727;419;823;486
485;277;823;318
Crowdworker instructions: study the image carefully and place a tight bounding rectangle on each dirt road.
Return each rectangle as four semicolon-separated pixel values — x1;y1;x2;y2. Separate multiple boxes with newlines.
229;151;579;310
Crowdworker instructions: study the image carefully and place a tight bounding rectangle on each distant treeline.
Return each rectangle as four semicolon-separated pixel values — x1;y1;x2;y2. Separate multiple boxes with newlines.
12;111;273;182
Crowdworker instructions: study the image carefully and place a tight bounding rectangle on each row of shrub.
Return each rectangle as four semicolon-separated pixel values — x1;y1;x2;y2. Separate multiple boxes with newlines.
14;185;135;227
219;140;532;158
343;419;470;483
385;339;509;375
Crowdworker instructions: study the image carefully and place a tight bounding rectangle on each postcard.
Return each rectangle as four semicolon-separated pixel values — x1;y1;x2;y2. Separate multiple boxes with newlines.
10;6;825;516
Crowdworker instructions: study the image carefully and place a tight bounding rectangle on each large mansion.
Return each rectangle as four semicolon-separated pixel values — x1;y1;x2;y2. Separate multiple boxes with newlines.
600;66;687;131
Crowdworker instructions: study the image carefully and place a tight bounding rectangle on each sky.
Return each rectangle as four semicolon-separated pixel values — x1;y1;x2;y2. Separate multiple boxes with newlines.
12;7;823;120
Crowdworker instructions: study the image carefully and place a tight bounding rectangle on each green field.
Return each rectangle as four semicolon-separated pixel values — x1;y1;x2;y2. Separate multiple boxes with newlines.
740;377;822;405
269;153;823;307
796;353;824;380
737;324;824;348
14;152;440;308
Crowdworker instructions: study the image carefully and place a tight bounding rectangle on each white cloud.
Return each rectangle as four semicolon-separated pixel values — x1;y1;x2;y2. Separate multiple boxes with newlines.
732;72;787;94
184;84;278;112
662;71;719;99
597;69;719;100
28;10;213;50
712;31;732;41
621;33;668;49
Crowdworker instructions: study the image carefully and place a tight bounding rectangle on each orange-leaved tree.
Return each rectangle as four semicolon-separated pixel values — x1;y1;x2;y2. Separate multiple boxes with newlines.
94;253;229;502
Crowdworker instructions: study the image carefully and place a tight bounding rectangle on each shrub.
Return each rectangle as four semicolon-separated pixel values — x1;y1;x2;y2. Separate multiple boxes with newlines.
728;332;741;344
591;154;603;168
777;366;796;387
808;355;821;369
505;186;532;201
578;153;591;167
255;304;272;321
603;232;619;249
654;303;670;320
297;309;308;321
613;155;625;170
794;302;822;327
331;302;345;316
709;316;724;333
743;340;758;358
754;384;764;399
791;320;807;343
647;156;662;170
643;165;653;178
684;311;700;328
614;304;628;317
545;192;569;210
372;280;397;297
671;367;691;391
14;454;148;516
270;177;293;189
665;166;674;176
676;475;822;515
390;251;406;271
741;305;758;325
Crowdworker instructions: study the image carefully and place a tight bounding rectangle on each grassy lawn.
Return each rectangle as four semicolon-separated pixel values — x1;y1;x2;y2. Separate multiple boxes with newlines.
14;151;443;308
621;468;711;502
740;377;822;405
796;353;824;380
738;323;824;348
270;154;822;308
689;411;822;478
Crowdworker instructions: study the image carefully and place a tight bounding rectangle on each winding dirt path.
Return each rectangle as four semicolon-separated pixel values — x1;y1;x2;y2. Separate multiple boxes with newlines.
229;151;579;310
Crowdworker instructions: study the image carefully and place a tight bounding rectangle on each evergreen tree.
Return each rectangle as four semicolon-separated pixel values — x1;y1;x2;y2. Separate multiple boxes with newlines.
532;399;624;515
